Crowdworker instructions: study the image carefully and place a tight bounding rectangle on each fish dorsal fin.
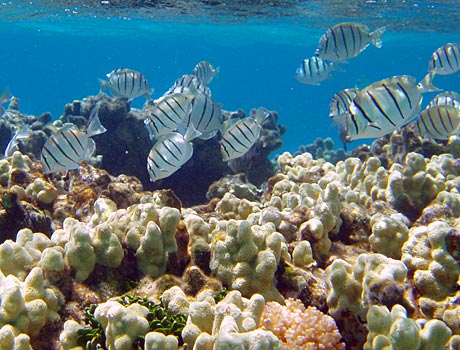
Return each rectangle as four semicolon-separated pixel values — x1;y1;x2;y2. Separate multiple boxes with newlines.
222;118;239;133
60;123;78;132
86;104;107;137
184;123;202;142
418;72;441;93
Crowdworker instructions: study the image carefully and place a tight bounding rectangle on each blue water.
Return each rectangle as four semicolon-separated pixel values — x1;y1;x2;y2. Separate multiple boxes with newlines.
1;1;460;153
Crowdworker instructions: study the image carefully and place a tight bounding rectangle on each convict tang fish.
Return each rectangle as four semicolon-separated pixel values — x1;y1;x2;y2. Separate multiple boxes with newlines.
315;22;385;62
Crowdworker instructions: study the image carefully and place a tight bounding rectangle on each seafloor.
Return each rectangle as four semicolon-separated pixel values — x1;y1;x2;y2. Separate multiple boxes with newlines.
1;94;460;350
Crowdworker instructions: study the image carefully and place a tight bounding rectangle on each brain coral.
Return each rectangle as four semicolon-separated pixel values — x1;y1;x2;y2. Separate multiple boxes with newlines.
262;298;345;350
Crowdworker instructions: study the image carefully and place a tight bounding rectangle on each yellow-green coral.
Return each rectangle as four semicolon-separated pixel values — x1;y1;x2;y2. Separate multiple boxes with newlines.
364;304;453;350
210;220;286;302
401;221;460;301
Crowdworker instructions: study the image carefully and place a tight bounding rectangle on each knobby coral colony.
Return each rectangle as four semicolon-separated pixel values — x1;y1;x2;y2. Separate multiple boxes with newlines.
4;93;460;350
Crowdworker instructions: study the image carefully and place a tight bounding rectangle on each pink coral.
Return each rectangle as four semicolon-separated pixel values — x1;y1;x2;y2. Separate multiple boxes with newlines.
262;298;345;350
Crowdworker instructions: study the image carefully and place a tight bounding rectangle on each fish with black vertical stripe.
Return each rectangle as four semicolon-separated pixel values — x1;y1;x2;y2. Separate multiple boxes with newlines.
330;87;359;121
315;22;386;62
143;91;194;139
147;125;201;182
344;72;440;141
193;61;219;85
428;91;460;109
220;107;269;162
329;87;359;148
413;105;460;140
99;68;153;101
295;56;341;85
428;43;460;75
164;74;211;97
180;90;223;139
41;106;107;173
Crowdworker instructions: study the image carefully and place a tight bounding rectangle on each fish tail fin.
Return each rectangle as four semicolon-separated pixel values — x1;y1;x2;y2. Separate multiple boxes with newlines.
184;123;202;142
253;107;270;124
332;62;346;73
418;72;442;93
0;87;13;104
144;87;154;101
86;103;107;137
214;66;220;77
98;78;109;93
370;26;386;48
17;124;31;137
186;81;199;98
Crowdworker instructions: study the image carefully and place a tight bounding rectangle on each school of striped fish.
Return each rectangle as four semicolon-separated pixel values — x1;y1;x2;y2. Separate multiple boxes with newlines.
1;24;459;182
32;60;268;182
299;22;460;147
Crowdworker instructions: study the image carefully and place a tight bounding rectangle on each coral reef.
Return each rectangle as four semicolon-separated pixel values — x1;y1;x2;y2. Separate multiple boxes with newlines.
364;304;453;350
262;298;345;350
351;125;460;170
295;136;347;164
210;220;286;303
60;96;284;206
4;91;460;350
182;289;280;350
0;266;64;336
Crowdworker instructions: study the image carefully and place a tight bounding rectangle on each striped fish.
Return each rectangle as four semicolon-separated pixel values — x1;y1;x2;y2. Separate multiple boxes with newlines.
329;88;359;148
413;105;460;140
295;56;339;85
100;68;153;101
329;87;359;121
220;107;269;161
143;92;193;139
345;73;440;141
193;61;219;85
147;125;201;182
165;74;210;97
429;91;460;109
315;22;386;62
180;90;223;139
41;108;106;173
428;43;460;75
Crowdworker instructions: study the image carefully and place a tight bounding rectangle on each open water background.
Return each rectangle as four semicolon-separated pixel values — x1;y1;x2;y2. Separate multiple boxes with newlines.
1;0;459;153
